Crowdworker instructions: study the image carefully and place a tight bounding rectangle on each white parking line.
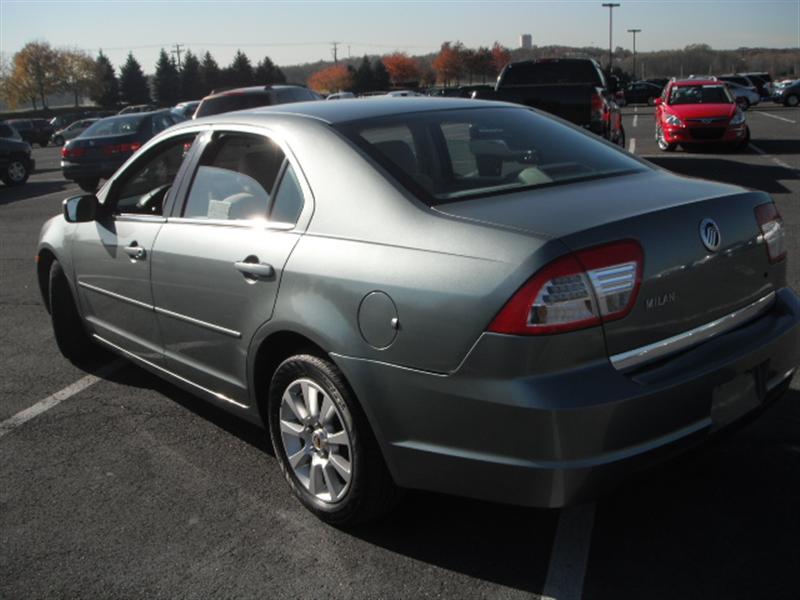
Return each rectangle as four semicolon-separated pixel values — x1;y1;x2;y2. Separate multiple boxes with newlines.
632;114;638;128
628;137;636;153
542;503;597;600
0;361;123;439
755;111;796;124
750;143;799;173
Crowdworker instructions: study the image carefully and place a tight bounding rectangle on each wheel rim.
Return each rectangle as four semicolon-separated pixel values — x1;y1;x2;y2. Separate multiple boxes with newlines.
657;128;669;150
7;161;26;182
279;378;353;503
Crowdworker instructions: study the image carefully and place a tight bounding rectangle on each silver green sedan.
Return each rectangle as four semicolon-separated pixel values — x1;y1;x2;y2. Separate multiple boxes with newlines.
36;98;799;525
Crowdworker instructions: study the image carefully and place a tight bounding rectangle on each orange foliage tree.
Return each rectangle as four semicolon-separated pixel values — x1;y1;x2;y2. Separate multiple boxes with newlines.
307;64;353;94
381;53;421;86
432;42;464;86
491;42;512;75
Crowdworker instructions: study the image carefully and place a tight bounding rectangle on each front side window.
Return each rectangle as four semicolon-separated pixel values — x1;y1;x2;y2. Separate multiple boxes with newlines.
339;107;647;204
183;133;285;221
112;134;197;216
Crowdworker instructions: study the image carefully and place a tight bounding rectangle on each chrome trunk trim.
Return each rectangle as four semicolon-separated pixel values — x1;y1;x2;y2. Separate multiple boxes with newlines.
610;292;776;371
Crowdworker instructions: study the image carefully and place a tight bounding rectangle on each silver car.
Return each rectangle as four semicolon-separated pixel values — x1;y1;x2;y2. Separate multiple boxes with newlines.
37;98;800;525
51;118;99;146
725;81;761;110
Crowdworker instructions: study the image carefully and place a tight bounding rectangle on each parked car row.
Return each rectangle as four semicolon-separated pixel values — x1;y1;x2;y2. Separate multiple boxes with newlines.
0;122;34;186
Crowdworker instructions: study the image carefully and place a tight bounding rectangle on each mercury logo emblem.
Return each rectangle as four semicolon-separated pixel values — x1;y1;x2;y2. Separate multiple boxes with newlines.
700;218;721;252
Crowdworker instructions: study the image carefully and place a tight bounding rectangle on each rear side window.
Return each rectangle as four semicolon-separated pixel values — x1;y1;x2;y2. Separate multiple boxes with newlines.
339;107;647;204
83;115;144;137
195;93;273;118
183;133;285;221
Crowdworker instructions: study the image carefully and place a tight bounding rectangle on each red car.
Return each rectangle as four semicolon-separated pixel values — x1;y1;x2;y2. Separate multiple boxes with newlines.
654;79;749;152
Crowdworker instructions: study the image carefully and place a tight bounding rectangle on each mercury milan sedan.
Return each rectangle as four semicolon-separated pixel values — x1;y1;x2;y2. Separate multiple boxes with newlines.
37;98;799;525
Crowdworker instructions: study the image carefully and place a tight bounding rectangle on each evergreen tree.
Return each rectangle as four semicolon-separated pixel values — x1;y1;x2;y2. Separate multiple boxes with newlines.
90;51;119;108
353;55;375;93
199;51;221;94
254;56;286;85
227;49;253;87
153;49;180;106
372;59;390;90
119;52;150;105
180;50;204;100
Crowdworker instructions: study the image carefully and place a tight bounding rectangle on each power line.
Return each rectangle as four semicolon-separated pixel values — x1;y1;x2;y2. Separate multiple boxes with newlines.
331;41;340;64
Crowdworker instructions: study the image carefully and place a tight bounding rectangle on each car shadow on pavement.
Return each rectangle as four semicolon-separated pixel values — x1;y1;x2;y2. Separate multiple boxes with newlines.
583;387;800;600
748;139;800;156
0;180;72;206
647;156;796;194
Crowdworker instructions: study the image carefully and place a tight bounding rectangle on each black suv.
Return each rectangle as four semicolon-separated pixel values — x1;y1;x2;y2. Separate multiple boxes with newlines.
0;123;35;186
6;118;55;147
194;85;321;118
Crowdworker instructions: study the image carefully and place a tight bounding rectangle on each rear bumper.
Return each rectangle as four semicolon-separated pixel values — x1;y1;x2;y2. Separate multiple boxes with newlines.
336;287;800;508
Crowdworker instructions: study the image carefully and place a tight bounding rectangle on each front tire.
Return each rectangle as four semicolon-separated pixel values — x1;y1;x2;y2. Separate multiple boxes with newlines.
656;126;677;152
268;354;398;526
49;260;98;363
785;94;799;107
2;157;30;186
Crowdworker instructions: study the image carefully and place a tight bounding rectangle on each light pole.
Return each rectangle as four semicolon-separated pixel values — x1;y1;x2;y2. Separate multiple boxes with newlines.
601;3;620;74
627;28;641;81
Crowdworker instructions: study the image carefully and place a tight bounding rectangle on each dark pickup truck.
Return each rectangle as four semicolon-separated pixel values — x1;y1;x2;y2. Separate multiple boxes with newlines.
474;58;625;147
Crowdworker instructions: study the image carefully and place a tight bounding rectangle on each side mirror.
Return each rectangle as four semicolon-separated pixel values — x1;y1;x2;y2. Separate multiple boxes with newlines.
63;194;99;223
654;97;663;106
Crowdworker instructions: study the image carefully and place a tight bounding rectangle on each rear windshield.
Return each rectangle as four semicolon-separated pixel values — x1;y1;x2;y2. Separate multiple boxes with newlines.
338;107;647;204
669;85;733;105
195;93;273;118
83;115;145;137
501;61;604;86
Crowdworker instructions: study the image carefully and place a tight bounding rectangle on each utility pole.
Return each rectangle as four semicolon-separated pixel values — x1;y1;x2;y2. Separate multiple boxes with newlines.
601;3;620;74
331;41;339;64
171;43;184;69
627;28;641;81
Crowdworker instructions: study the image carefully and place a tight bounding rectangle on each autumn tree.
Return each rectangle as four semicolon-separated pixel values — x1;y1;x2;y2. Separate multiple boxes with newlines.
119;52;151;105
307;64;353;94
382;53;421;86
0;52;37;108
372;59;391;90
90;51;119;109
353;55;375;93
199;51;222;94
255;56;286;85
57;48;95;106
491;42;512;75
180;50;204;100
6;41;61;108
433;42;464;86
226;50;253;87
153;49;180;106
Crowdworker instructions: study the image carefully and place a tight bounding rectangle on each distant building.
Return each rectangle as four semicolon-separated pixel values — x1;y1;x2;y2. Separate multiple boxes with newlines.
520;34;532;49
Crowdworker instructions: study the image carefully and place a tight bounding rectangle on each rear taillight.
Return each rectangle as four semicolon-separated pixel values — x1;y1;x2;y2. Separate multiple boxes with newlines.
488;240;643;335
61;146;85;159
755;203;786;263
103;142;141;156
590;91;606;121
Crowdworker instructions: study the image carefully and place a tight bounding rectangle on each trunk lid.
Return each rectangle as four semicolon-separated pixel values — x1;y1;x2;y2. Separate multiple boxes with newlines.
436;169;778;358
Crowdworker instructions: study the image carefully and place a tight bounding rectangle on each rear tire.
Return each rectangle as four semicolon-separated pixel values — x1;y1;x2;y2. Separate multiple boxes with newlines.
77;178;99;192
49;260;99;364
785;94;799;107
268;354;399;526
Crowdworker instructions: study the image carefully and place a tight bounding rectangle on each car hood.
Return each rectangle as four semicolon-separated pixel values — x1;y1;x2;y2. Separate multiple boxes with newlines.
665;103;736;119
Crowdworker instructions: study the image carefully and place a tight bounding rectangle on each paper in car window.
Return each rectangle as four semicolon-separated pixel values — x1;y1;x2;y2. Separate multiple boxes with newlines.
207;199;231;220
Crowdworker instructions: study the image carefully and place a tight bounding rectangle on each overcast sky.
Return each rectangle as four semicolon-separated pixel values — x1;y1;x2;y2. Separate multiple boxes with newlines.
1;0;798;70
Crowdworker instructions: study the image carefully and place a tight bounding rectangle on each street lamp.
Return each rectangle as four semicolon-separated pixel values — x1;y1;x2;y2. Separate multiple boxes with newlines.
628;28;641;81
601;3;620;74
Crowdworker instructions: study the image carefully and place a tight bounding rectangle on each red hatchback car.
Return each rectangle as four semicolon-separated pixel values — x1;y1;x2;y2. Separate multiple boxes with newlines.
654;79;749;151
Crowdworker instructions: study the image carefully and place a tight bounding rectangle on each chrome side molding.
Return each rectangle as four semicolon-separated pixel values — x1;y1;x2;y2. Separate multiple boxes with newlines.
611;292;776;371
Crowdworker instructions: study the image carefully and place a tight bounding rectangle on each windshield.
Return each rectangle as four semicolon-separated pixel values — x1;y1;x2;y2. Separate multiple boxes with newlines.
338;107;647;204
669;85;733;105
83;115;145;137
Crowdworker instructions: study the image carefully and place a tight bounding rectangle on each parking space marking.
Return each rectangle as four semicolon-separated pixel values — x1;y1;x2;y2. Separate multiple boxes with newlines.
633;114;638;128
755;111;796;124
0;361;123;439
542;502;596;600
628;137;636;153
750;143;799;173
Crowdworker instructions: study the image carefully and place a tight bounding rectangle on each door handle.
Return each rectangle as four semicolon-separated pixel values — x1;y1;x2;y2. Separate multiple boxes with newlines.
234;260;275;280
124;243;146;260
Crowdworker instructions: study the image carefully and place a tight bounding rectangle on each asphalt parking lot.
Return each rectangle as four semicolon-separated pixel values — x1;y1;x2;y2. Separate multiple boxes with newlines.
1;104;799;599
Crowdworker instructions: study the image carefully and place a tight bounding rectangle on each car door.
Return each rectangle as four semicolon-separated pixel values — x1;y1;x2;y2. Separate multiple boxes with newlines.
150;127;311;406
71;130;201;363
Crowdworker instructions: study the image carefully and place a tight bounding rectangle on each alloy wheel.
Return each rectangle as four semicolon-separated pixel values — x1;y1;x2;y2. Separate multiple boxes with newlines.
279;378;353;503
7;161;27;183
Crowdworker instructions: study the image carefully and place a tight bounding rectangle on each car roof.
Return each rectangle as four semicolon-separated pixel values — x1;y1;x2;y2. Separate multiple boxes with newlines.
671;79;723;87
192;97;514;126
205;85;304;98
